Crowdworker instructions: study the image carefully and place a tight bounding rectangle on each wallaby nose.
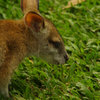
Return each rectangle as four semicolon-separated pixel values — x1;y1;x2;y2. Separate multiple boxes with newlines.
64;55;69;62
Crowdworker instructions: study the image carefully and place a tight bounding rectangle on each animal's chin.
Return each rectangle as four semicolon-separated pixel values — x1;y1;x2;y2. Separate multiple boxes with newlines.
46;60;64;65
40;56;65;65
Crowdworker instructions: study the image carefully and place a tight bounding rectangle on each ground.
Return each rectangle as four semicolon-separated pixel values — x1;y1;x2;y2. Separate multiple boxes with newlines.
0;0;100;100
65;0;85;8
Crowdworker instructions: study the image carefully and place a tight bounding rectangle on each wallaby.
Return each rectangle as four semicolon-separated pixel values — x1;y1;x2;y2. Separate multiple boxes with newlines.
0;0;68;98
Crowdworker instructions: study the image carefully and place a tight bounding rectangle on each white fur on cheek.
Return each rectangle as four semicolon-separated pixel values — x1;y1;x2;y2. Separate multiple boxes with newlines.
50;47;58;53
54;54;65;64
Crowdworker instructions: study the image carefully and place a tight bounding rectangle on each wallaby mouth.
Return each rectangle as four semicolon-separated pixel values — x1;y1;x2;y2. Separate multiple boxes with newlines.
54;56;69;65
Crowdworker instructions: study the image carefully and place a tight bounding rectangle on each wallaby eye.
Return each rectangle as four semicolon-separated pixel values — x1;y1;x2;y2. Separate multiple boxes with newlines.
49;40;60;48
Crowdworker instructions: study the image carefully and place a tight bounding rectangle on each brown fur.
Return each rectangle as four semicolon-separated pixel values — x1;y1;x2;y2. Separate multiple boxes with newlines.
0;19;38;97
0;0;68;97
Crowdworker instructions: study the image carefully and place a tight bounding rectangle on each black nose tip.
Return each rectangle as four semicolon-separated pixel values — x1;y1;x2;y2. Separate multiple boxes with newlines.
64;55;69;62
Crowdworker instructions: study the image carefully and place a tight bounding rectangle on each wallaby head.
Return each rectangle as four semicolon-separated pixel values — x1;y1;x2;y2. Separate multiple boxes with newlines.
21;0;69;64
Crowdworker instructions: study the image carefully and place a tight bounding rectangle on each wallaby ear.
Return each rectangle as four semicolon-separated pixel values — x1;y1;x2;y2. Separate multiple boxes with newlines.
25;12;44;32
21;0;39;13
21;0;26;12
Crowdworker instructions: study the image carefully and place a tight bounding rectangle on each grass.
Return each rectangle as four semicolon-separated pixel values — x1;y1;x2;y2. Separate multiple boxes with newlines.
0;0;100;99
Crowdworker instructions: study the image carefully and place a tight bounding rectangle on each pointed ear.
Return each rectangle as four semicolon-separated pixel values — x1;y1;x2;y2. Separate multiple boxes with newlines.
25;12;44;32
21;0;26;12
21;0;39;13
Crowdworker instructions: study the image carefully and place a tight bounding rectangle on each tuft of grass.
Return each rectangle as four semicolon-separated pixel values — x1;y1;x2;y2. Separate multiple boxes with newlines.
0;0;100;99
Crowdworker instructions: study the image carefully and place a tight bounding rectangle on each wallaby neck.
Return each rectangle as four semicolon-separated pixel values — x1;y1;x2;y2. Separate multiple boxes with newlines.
20;19;39;57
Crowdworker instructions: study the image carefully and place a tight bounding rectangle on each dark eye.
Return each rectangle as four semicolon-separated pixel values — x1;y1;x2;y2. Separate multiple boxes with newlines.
49;40;60;48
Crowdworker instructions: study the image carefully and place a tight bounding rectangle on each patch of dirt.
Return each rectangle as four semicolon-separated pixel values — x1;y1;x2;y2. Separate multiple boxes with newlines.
65;0;85;8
